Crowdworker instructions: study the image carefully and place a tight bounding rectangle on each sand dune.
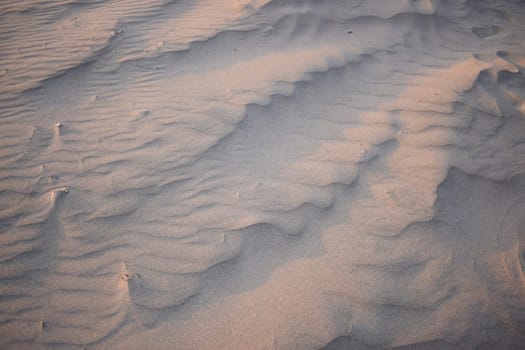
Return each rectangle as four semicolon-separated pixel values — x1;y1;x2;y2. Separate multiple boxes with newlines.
1;0;525;349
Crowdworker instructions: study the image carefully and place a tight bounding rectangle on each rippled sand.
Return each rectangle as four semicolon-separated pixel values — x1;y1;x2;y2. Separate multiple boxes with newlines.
1;0;525;349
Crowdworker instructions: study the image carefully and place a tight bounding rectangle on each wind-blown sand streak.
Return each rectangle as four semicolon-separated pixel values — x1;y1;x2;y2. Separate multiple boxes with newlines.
1;0;524;349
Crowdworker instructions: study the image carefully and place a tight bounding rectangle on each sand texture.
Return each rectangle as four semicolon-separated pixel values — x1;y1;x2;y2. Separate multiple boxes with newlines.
1;0;525;349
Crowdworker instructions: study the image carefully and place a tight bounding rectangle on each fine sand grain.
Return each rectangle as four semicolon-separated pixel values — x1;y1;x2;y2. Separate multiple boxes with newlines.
1;0;525;349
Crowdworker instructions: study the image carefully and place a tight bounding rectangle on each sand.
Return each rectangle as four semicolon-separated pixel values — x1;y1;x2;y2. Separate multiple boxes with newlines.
1;0;525;349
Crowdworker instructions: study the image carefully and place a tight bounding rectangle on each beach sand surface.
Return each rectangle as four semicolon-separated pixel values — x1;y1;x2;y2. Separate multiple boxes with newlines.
1;0;525;349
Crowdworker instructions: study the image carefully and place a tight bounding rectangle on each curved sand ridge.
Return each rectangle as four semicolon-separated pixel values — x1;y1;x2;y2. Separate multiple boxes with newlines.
1;0;525;349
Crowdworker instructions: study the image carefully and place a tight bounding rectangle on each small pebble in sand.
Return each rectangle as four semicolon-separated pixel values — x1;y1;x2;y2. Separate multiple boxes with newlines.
119;273;131;281
119;273;141;282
